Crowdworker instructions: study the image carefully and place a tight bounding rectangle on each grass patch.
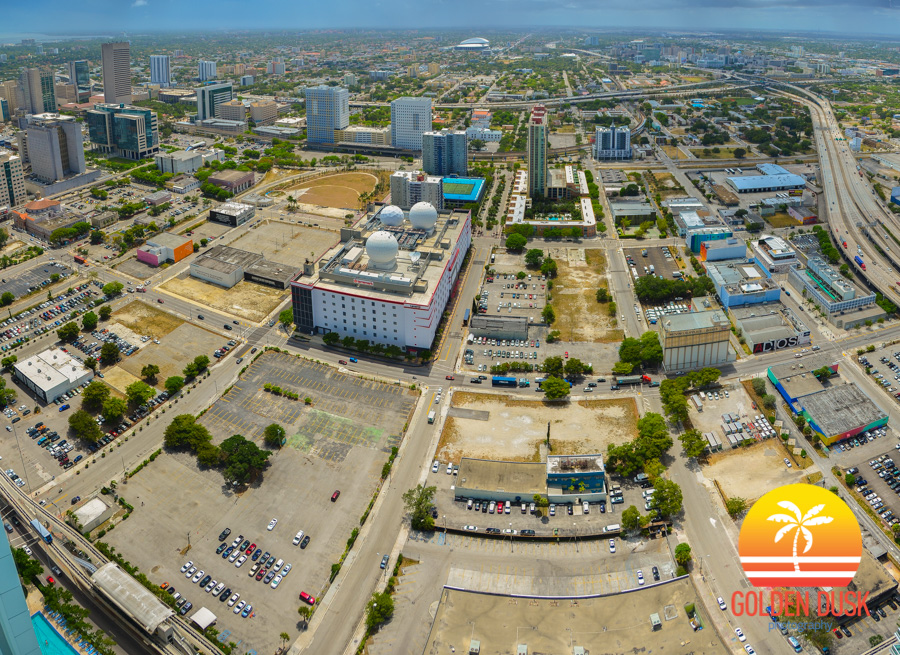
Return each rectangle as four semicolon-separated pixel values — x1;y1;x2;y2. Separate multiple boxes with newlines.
552;249;618;343
765;212;800;229
662;146;687;160
688;147;751;159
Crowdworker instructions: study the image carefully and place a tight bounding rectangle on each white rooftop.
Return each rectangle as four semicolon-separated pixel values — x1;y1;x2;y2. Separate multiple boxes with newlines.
92;563;174;633
14;348;91;393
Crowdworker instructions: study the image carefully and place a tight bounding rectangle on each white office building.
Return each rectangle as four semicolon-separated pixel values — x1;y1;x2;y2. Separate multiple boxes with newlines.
305;86;349;145
20;113;86;183
391;97;432;151
390;171;444;210
196;83;233;121
594;125;632;160
422;130;467;177
150;55;171;87
198;60;217;82
101;42;132;104
13;348;94;403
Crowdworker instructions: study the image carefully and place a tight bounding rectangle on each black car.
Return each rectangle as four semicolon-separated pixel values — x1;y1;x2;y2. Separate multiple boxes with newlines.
219;587;232;602
651;566;660;581
197;315;204;320
261;551;270;564
180;601;192;616
878;607;887;618
224;325;233;331
485;527;501;534
167;586;176;595
199;575;211;587
300;535;310;549
521;529;535;536
240;539;251;552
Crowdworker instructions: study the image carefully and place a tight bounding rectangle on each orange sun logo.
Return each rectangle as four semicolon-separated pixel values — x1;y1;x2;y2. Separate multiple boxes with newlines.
738;484;861;588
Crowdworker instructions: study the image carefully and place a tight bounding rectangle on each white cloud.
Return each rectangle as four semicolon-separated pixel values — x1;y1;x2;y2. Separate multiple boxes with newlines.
132;0;147;7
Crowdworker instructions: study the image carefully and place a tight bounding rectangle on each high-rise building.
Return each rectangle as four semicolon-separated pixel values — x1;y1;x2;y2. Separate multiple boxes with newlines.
391;97;432;151
266;61;286;76
101;42;132;104
0;151;26;208
526;105;548;197
305;86;349;145
0;81;18;113
67;60;91;102
593;125;632;160
0;99;8;122
18;68;56;114
240;75;255;87
21;113;86;183
390;171;444;210
150;55;171;87
198;60;217;82
428;63;441;76
86;103;159;160
0;531;42;655
343;73;358;87
196;83;233;121
422;130;467;177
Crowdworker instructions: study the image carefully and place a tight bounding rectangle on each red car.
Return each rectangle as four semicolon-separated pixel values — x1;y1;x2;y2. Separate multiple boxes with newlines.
157;299;164;304
331;490;341;502
445;375;455;380
255;568;266;581
246;542;256;554
299;591;316;606
564;352;569;358
338;360;347;365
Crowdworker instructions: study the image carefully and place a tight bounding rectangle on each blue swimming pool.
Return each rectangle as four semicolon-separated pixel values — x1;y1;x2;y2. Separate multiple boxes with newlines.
32;612;80;655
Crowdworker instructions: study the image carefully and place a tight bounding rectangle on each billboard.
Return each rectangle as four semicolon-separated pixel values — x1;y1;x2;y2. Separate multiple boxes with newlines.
752;335;800;353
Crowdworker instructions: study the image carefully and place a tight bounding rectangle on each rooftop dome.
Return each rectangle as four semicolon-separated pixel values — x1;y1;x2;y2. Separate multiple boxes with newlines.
409;202;438;232
365;231;399;268
460;37;489;45
380;205;404;227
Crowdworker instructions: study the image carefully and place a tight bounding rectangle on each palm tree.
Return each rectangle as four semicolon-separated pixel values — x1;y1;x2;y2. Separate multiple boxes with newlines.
766;501;834;572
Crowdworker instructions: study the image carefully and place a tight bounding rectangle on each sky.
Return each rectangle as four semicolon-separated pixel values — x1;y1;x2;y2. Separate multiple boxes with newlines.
3;0;900;37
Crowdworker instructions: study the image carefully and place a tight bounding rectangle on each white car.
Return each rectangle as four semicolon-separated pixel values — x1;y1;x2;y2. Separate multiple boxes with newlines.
180;561;193;573
446;463;453;475
227;593;240;607
212;582;225;595
185;566;196;579
744;646;755;655
464;525;478;532
192;569;204;583
735;627;746;642
205;579;217;593
270;575;283;589
235;555;247;568
229;550;240;562
717;596;727;611
609;539;616;553
233;600;246;615
281;563;292;577
431;460;439;473
292;531;304;546
637;570;644;585
267;518;278;531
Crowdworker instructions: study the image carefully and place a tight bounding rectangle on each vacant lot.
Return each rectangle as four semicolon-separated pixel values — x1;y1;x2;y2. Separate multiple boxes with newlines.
705;441;814;503
436;393;638;463
286;172;383;209
227;221;339;263
765;211;801;228
688;147;751;159
550;248;622;343
119;322;223;386
645;171;685;199
160;275;285;323
112;301;185;338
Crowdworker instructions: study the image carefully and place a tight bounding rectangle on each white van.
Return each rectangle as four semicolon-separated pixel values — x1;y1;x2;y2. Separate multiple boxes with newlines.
642;489;656;498
603;524;620;533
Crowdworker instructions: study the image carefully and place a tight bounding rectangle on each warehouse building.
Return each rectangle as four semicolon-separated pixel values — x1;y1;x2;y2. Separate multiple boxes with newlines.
751;234;798;273
190;245;299;289
731;304;810;354
726;163;807;194
468;315;528;341
687;227;733;253
136;233;193;267
658;310;732;371
207;169;254;194
208;202;255;227
13;347;93;402
706;259;780;308
699;237;745;262
291;202;471;351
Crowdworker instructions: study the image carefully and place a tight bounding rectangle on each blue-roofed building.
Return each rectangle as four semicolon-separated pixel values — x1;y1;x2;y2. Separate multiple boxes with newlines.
442;177;486;207
706;258;780;308
755;163;791;176
726;163;806;194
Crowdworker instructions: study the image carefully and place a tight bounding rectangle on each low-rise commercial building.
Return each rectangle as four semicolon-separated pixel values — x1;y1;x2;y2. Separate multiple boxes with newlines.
155;150;203;175
143;190;172;206
787;257;881;328
731;303;810;354
706;259;780;308
136;233;193;267
334;126;390;146
208;202;255;227
166;175;200;194
207;169;254;194
751;234;798;273
659;310;732;371
13;347;93;402
191;244;299;289
726;163;807;194
699;237;745;262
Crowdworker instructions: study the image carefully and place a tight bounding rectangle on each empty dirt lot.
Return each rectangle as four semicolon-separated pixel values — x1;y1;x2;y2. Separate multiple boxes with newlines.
285;171;388;209
226;220;339;263
119;322;224;387
550;248;622;343
112;301;185;338
160;275;286;323
704;441;816;503
436;393;638;463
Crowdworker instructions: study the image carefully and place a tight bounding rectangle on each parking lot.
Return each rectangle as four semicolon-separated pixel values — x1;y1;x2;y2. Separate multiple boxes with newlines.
104;353;417;653
0;262;72;301
623;245;682;281
840;433;898;526
857;349;900;411
477;268;547;321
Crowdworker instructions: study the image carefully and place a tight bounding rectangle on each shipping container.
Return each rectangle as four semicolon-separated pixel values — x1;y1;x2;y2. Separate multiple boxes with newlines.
492;376;518;387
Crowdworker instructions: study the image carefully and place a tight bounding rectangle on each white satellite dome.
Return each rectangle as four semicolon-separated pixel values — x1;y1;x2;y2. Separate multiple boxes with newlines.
409;202;438;232
380;205;404;226
365;231;399;268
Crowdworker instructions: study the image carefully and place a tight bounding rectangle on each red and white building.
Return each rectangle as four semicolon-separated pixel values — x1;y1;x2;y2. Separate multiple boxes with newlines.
290;202;471;352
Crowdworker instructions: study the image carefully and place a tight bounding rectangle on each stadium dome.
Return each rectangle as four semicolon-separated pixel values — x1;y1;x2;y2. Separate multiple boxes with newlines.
365;231;399;268
380;205;404;227
461;37;488;45
456;37;490;50
409;202;438;232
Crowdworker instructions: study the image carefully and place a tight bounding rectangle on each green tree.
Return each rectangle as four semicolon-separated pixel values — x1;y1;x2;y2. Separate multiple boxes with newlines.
542;376;571;400
595;288;610;303
563;357;588;378
323;332;340;346
638;413;669;441
524;249;544;267
611;361;634;375
679;429;707;459
733;147;747;159
297;605;312;627
622;505;643;532
220;434;271;483
540;257;558;278
126;380;155;406
365;591;394;630
98;305;112;321
12;547;43;583
762;394;777;410
845;473;856;487
401;484;437;531
102;282;124;296
100;342;120;364
751;377;767;396
264;423;286;448
85;355;98;373
505;233;527;251
140;364;160;381
101;397;127;423
69;410;102;442
0;355;16;370
653;478;684;518
541;304;556;324
164;376;185;395
164;414;213;450
81;381;110;411
81;311;98;331
57;322;80;342
0;292;14;307
674;542;692;565
726;497;748;518
279;309;294;328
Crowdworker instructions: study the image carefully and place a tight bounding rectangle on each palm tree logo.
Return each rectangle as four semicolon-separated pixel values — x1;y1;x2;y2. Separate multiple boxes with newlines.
767;501;834;572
